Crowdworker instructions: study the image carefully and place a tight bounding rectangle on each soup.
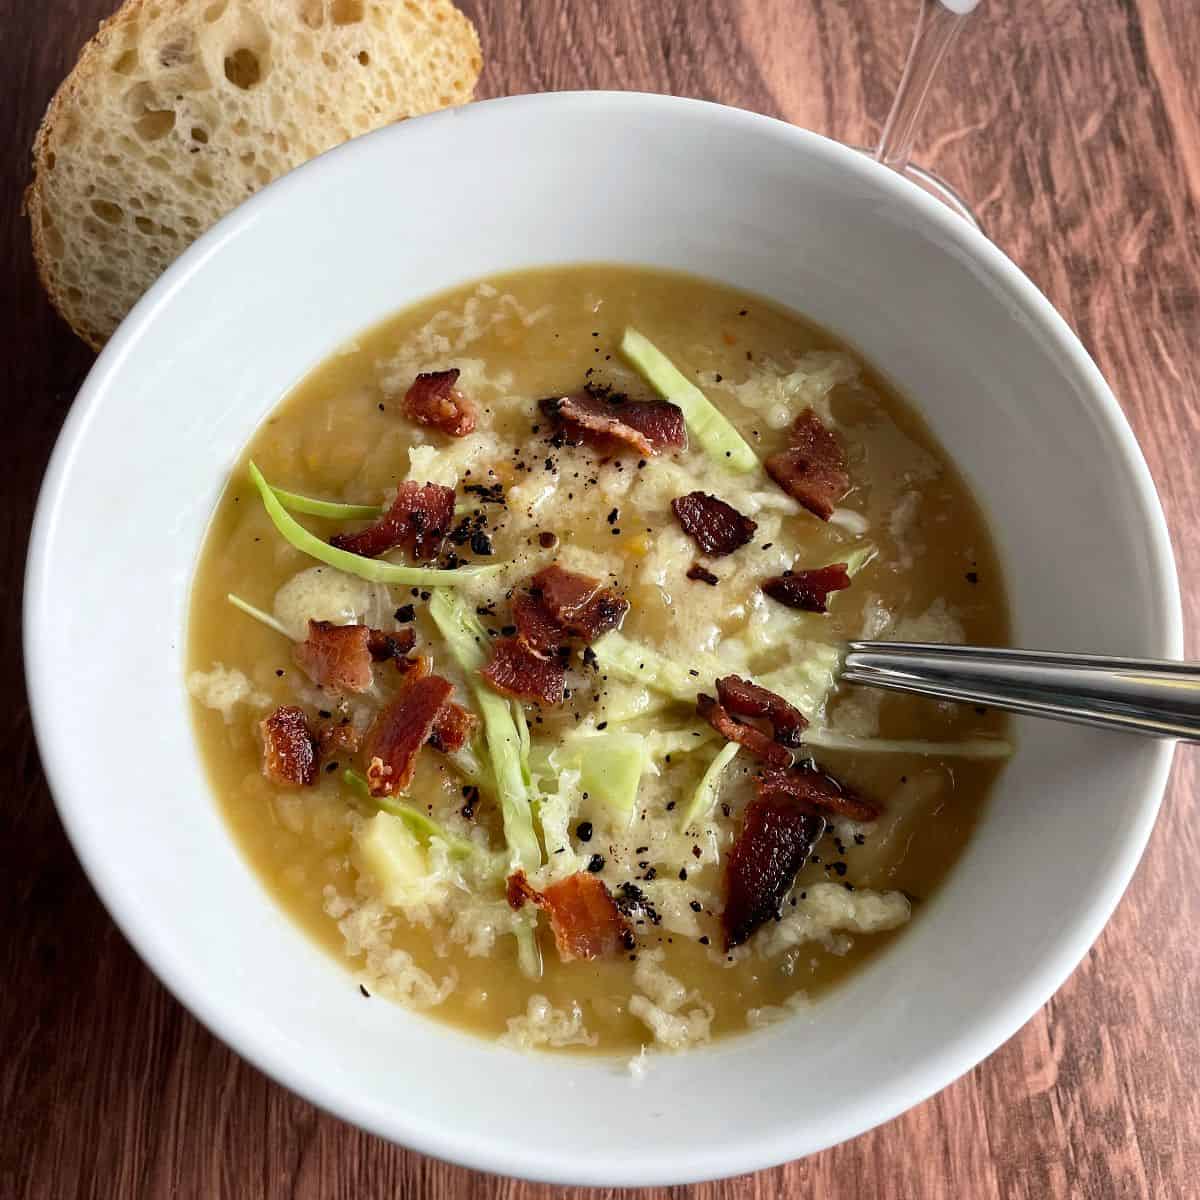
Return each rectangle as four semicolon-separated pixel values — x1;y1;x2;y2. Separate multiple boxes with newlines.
187;265;1009;1058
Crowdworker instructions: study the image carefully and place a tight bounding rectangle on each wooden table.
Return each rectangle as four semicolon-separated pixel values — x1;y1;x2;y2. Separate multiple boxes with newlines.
3;2;1197;1196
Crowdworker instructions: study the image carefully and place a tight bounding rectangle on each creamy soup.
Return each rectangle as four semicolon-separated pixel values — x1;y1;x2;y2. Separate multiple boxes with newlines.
187;265;1009;1057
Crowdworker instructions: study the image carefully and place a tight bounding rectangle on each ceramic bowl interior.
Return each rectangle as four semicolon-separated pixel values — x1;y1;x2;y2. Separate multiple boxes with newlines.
25;93;1180;1186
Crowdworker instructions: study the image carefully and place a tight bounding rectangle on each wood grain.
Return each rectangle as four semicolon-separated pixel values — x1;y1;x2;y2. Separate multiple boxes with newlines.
2;2;1197;1197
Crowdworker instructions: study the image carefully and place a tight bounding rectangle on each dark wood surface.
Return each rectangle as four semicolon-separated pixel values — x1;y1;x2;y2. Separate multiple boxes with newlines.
2;2;1197;1196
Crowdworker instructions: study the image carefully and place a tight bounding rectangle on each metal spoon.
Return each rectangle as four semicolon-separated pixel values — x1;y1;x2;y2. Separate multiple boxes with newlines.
872;0;982;228
843;643;1200;741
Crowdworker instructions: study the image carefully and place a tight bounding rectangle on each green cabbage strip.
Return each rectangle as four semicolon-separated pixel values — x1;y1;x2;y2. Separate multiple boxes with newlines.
755;648;842;720
620;327;758;472
269;486;383;520
271;484;479;522
678;741;740;831
249;461;503;587
343;769;476;857
513;919;543;979
842;542;877;577
512;701;534;793
557;731;648;822
226;592;293;640
428;589;541;873
803;730;1013;758
646;726;719;759
446;742;495;796
590;630;718;704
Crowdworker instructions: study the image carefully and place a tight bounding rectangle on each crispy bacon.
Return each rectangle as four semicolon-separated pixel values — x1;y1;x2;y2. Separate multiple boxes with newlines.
506;869;634;961
716;675;808;748
294;621;373;693
697;693;794;768
511;591;569;659
397;653;433;679
541;390;686;456
330;481;455;561
723;796;826;949
294;622;417;693
317;718;361;758
687;562;720;585
429;701;476;754
481;637;566;705
403;368;477;437
762;563;852;613
530;564;628;642
764;409;849;520
260;706;319;787
362;674;454;796
367;628;417;662
672;491;758;557
755;763;882;823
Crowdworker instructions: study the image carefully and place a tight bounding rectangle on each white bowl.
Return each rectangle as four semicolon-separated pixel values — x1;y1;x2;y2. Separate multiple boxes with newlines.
25;93;1181;1186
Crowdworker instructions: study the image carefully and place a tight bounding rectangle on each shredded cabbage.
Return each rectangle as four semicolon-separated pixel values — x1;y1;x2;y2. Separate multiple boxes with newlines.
556;731;648;823
269;485;382;520
804;730;1013;758
428;590;541;874
678;742;740;830
591;630;719;703
755;648;842;721
646;726;718;759
226;592;293;640
343;769;476;857
249;462;501;587
621;328;759;472
842;542;878;578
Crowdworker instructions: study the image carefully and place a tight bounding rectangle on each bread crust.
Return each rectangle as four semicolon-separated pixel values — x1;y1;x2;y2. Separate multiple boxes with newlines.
29;0;482;349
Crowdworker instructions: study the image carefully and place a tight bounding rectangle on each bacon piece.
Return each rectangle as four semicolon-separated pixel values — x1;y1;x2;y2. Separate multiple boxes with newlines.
481;638;565;705
687;562;720;585
762;563;852;613
294;621;373;693
318;718;361;758
716;675;808;748
397;654;432;679
367;628;417;662
294;622;417;693
755;763;882;823
506;869;634;961
260;705;319;787
723;796;826;949
542;390;686;456
530;564;628;642
511;591;569;659
403;369;477;437
330;481;455;561
608;398;687;451
697;693;794;767
764;409;849;520
429;701;476;754
362;674;454;796
672;491;758;557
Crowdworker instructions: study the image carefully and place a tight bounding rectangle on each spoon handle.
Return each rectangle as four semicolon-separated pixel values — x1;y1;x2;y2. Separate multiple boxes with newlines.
875;0;979;172
843;642;1200;741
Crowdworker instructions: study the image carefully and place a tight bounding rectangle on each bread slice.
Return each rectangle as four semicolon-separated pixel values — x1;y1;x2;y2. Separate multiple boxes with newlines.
28;0;482;349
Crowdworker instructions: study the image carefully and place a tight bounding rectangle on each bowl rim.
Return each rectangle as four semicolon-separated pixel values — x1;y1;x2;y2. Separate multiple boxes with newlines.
24;90;1183;1184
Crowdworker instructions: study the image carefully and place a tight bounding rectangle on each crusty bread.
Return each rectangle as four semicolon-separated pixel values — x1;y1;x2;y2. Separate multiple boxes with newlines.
29;0;482;349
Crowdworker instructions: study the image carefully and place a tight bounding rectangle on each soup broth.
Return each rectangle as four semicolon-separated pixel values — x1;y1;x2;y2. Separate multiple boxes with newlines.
188;265;1009;1055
